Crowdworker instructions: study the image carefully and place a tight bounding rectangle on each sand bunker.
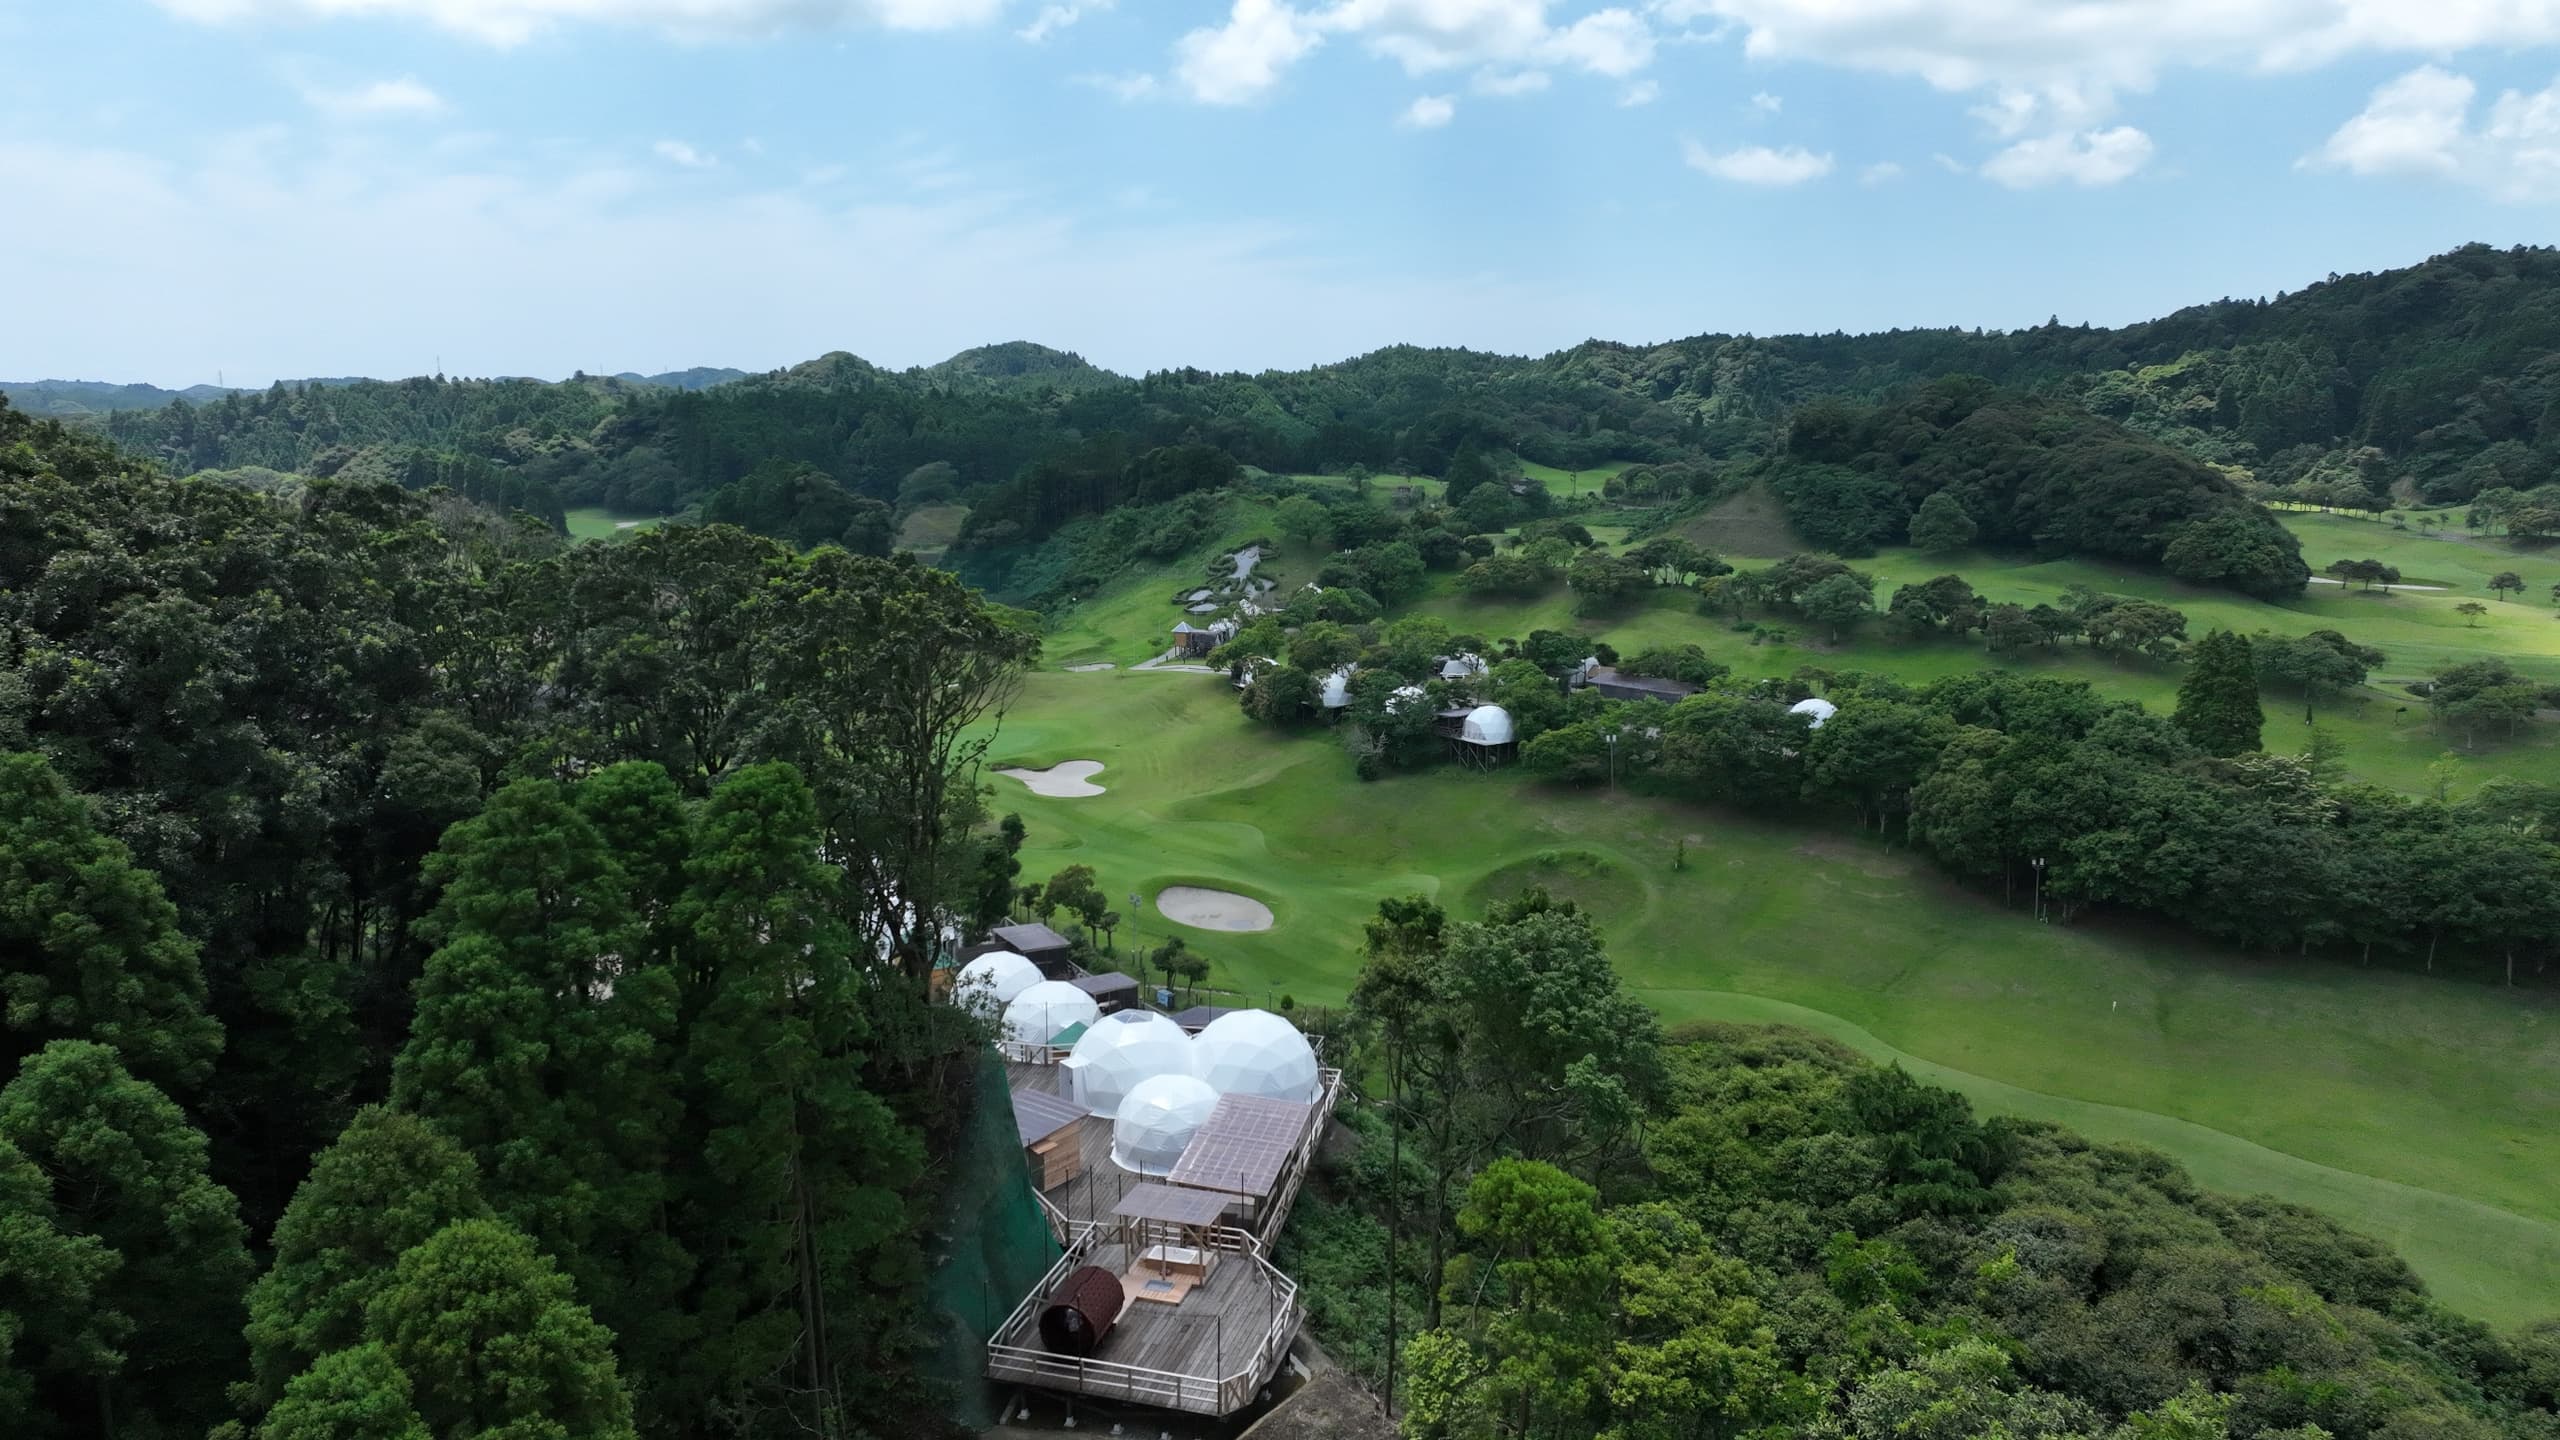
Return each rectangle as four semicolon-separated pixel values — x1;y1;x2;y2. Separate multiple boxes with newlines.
1156;886;1275;932
1065;662;1117;673
997;760;1106;797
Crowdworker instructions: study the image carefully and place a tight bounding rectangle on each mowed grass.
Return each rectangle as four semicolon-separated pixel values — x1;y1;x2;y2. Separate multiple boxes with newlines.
894;504;969;564
564;506;666;542
980;668;2560;1324
1518;458;1637;497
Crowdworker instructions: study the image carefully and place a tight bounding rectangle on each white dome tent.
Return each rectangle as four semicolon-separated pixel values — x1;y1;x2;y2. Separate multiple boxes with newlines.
1192;1009;1320;1105
1319;668;1355;711
1111;1073;1221;1175
1060;1010;1195;1119
1460;705;1515;746
1001;981;1101;1050
1384;684;1427;714
1789;697;1839;729
953;950;1041;1019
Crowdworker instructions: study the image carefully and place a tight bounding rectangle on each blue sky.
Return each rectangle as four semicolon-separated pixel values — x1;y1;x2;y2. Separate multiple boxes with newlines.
6;0;2560;386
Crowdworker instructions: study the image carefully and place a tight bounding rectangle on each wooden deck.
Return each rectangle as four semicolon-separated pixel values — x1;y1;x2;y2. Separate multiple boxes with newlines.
985;1225;1302;1417
990;1041;1339;1417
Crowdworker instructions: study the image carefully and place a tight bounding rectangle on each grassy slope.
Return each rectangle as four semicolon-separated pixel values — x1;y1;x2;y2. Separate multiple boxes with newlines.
894;503;969;564
564;506;665;542
982;667;2560;1325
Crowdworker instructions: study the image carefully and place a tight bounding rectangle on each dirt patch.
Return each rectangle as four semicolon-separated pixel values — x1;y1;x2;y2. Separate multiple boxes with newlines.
1794;837;1916;879
996;760;1106;797
1157;885;1276;932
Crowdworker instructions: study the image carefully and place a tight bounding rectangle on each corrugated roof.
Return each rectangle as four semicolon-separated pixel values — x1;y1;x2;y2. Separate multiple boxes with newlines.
1113;1182;1233;1227
1165;1093;1311;1201
992;922;1074;954
1070;971;1139;997
1170;1005;1241;1032
1012;1088;1090;1148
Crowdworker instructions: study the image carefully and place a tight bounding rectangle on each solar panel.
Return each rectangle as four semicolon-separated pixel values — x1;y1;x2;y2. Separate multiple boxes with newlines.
1165;1093;1310;1200
1011;1087;1090;1148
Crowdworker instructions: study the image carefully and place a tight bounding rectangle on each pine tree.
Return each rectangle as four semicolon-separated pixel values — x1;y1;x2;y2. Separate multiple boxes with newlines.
0;1040;251;1435
258;1345;427;1440
239;1108;492;1418
2173;629;2264;757
673;763;923;1430
363;1220;636;1440
389;774;686;1424
0;752;223;1092
1907;490;1980;552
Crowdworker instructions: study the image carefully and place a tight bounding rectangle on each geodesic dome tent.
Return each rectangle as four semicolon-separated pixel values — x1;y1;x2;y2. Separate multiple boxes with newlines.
1192;1009;1320;1105
1111;1073;1221;1175
1002;981;1101;1049
1439;653;1487;681
1061;1010;1196;1119
953;950;1042;1019
1789;697;1839;729
1460;705;1516;746
1384;684;1428;714
1320;667;1355;710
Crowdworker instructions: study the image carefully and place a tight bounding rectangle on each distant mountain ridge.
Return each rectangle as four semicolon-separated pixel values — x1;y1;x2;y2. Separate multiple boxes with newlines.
1;365;751;418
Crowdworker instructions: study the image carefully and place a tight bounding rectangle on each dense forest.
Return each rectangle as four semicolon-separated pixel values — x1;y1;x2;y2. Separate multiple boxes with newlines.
0;396;1042;1438
1296;892;2560;1440
64;245;2560;598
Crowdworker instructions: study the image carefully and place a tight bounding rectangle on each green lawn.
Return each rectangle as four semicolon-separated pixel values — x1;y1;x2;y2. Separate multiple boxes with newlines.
894;503;969;563
564;506;666;542
980;668;2560;1326
1519;458;1637;497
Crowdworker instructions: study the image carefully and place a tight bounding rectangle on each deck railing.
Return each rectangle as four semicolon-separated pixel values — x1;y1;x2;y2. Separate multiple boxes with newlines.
984;1223;1304;1417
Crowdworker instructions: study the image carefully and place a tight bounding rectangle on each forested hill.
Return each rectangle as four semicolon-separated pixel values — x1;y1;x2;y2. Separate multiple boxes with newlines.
1;366;746;419
53;243;2560;589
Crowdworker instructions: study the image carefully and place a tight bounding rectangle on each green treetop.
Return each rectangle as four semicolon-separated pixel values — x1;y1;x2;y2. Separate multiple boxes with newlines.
2172;630;2264;757
0;752;222;1092
1907;490;1980;552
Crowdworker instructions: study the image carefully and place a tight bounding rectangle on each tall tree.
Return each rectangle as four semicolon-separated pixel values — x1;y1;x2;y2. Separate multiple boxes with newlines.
0;752;222;1093
363;1219;637;1440
0;1135;119;1439
2172;630;2264;757
238;1108;492;1420
257;1345;427;1440
671;763;923;1434
388;774;687;1424
0;1040;250;1437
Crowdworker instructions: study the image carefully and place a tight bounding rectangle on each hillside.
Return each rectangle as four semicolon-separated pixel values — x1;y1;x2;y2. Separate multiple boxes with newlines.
40;244;2560;589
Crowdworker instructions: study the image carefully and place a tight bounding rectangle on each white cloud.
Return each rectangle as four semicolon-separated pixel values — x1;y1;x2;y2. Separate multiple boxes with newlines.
654;139;716;168
2307;65;2560;200
1979;125;2153;187
1859;160;1902;183
1474;67;1551;95
1618;78;1659;106
1681;138;1833;184
1175;0;1325;104
1402;93;1457;126
0;133;1658;387
297;76;446;116
1170;0;1657;104
1018;0;1107;42
1658;1;2560;100
1749;90;1780;113
155;0;1008;44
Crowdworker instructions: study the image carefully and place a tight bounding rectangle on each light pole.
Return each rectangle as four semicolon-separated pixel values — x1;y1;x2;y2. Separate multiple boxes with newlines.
1605;730;1619;790
2031;856;2047;923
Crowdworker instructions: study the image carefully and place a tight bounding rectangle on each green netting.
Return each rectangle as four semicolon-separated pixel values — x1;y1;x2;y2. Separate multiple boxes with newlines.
921;1046;1064;1430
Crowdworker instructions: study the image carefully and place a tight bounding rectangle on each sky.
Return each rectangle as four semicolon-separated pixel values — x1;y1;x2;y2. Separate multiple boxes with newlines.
6;1;2560;386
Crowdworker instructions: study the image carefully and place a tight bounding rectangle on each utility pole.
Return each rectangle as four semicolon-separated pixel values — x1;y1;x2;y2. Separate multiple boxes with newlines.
2031;856;2048;923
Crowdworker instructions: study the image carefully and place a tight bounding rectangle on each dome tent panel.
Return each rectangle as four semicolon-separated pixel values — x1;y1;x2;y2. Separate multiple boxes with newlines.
1192;1009;1320;1104
1061;1009;1195;1120
954;950;1041;1018
1460;705;1515;746
1002;981;1102;1047
1111;1073;1221;1175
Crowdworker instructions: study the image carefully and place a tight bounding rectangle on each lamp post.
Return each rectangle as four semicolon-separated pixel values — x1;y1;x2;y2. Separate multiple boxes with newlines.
1605;729;1620;790
2031;856;2048;923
